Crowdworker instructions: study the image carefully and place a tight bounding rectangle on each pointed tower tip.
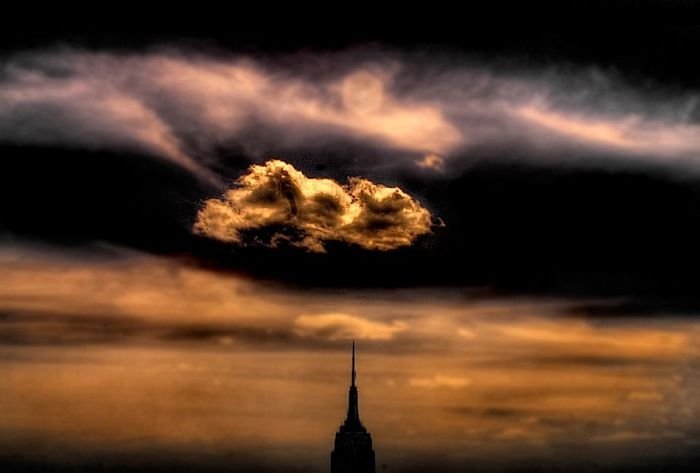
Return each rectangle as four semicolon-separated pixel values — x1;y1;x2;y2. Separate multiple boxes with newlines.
351;340;356;387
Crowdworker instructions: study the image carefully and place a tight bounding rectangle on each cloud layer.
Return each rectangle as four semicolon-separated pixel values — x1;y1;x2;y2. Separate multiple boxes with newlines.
193;160;433;251
0;50;460;184
2;48;700;185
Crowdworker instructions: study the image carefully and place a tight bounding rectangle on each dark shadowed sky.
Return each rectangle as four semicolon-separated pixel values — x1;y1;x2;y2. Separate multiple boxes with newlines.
2;3;700;472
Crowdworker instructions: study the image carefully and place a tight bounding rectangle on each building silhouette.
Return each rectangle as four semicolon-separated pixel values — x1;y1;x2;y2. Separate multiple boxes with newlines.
330;341;376;473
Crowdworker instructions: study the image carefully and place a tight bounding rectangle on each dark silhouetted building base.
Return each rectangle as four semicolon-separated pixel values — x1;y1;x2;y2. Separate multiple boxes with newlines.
330;342;375;473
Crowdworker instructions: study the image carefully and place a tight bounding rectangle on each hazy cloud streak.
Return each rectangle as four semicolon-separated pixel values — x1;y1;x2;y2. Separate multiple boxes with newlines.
293;313;407;340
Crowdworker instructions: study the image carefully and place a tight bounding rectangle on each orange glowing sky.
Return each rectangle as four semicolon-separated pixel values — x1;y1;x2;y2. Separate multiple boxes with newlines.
1;246;699;471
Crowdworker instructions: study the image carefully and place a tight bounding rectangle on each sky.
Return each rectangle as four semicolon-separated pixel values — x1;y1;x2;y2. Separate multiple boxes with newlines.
2;4;700;472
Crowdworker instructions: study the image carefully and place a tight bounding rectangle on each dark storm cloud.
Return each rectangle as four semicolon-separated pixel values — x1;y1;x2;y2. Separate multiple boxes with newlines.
568;300;700;318
0;145;207;253
4;145;700;314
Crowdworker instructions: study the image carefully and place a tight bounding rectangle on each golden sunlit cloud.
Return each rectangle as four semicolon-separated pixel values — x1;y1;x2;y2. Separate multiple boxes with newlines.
193;160;433;252
293;313;407;340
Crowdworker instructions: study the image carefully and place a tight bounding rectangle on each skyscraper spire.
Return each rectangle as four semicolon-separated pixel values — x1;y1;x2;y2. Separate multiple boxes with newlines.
345;341;361;428
351;340;356;387
331;341;375;473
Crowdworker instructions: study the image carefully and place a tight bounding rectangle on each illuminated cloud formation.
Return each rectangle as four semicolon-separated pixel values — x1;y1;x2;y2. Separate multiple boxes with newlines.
193;160;433;252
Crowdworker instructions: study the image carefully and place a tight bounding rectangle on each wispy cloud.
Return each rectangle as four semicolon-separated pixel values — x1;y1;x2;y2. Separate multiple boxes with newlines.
409;375;472;389
516;104;700;158
0;50;458;184
293;313;407;340
415;153;445;171
2;48;700;184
